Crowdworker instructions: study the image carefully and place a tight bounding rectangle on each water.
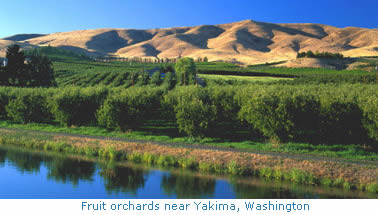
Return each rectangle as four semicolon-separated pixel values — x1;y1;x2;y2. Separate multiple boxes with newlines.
0;145;376;199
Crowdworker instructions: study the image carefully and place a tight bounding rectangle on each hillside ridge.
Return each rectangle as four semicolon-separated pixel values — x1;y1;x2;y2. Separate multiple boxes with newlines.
1;20;377;64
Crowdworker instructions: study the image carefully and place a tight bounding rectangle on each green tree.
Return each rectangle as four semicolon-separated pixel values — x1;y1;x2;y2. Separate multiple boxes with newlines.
150;70;162;86
26;53;56;87
0;66;7;85
6;44;27;86
306;51;315;58
138;70;150;85
175;57;196;85
203;56;208;62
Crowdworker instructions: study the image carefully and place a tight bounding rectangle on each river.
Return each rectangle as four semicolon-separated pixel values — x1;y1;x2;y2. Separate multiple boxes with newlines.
0;145;376;199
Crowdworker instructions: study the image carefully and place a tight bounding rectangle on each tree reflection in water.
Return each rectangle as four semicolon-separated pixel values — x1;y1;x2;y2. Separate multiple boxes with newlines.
2;149;43;173
99;161;146;195
231;180;320;199
46;157;95;186
0;148;7;165
161;173;216;198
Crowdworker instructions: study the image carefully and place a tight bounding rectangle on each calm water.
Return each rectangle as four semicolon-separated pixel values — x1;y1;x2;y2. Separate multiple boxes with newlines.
0;145;376;199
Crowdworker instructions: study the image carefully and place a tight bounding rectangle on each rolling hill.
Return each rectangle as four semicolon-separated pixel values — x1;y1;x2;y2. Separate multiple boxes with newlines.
1;20;377;64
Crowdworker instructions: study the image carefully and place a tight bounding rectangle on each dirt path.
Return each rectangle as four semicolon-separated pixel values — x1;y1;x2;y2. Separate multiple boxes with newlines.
0;127;376;167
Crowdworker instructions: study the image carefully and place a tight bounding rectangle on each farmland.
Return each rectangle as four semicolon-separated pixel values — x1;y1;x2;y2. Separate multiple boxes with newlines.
0;46;377;193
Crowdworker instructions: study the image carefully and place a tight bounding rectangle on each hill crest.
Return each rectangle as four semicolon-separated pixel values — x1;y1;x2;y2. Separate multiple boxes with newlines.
1;20;377;64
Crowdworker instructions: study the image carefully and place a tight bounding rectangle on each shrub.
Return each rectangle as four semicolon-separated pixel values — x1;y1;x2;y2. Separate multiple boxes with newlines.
150;71;162;86
169;87;217;137
238;88;320;142
320;97;367;144
6;89;52;123
357;91;378;143
207;86;242;134
97;87;163;130
0;87;12;119
162;72;176;90
49;87;108;126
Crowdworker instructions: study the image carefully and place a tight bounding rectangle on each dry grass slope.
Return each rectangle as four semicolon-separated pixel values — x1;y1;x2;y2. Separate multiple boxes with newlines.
2;20;378;64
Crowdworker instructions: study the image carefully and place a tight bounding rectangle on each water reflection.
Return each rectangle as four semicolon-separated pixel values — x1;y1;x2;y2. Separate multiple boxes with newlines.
46;157;95;185
0;148;7;165
99;162;146;195
232;182;310;199
161;174;216;198
3;149;43;173
0;145;376;199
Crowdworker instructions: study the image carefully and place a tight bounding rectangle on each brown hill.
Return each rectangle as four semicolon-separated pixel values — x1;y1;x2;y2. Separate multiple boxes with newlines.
0;40;37;57
2;20;378;64
2;34;46;42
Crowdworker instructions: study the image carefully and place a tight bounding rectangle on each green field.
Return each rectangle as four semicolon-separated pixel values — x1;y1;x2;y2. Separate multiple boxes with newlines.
0;46;377;193
1;46;377;162
199;74;293;82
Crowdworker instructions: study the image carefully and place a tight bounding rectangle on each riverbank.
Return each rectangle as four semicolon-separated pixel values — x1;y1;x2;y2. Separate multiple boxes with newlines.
0;121;376;162
0;129;376;193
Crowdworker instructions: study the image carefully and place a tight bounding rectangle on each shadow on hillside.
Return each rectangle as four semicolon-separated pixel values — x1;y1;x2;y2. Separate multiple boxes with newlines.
86;30;129;53
176;25;225;49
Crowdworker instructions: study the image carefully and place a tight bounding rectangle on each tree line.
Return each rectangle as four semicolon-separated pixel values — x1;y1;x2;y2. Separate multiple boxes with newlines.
0;84;376;146
0;45;56;87
96;56;208;64
297;51;344;59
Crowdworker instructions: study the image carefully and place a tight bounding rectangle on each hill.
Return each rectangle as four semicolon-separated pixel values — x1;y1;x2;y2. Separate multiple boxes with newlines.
1;20;377;64
2;34;46;41
0;39;37;57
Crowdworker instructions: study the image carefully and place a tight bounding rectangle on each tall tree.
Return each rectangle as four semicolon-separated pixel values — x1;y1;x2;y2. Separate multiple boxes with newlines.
6;44;27;86
175;57;196;85
26;53;56;87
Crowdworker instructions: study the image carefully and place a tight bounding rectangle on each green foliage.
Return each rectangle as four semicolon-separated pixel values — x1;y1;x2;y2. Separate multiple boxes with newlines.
6;89;52;124
227;161;246;176
5;45;27;86
175;58;197;85
163;72;176;90
137;70;150;85
175;97;217;137
320;97;367;144
207;86;242;133
165;86;217;137
0;81;377;146
97;87;163;131
24;46;92;62
156;155;177;167
150;70;162;86
25;53;56;87
178;157;198;169
49;87;108;126
238;87;320;142
0;88;12;119
2;45;56;87
236;84;378;145
297;51;344;59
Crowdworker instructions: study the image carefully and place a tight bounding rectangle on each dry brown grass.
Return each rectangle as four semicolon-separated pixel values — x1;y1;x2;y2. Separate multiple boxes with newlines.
53;135;378;186
3;20;376;65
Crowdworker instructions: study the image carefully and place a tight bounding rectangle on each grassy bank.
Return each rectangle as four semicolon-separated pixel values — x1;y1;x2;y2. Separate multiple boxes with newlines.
0;120;377;161
0;129;376;193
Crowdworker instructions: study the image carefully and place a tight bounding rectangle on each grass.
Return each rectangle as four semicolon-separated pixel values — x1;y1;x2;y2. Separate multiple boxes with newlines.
199;74;293;82
0;120;376;161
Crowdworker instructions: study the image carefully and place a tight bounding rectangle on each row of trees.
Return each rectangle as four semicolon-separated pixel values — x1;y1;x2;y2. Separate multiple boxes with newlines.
297;51;344;59
97;56;209;64
145;57;197;88
0;45;56;87
0;84;376;145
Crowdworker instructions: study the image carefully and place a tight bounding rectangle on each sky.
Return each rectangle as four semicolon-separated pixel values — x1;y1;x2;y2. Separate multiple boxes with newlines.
1;0;377;38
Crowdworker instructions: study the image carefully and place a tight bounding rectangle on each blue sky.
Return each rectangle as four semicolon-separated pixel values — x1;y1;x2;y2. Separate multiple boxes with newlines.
1;0;377;37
